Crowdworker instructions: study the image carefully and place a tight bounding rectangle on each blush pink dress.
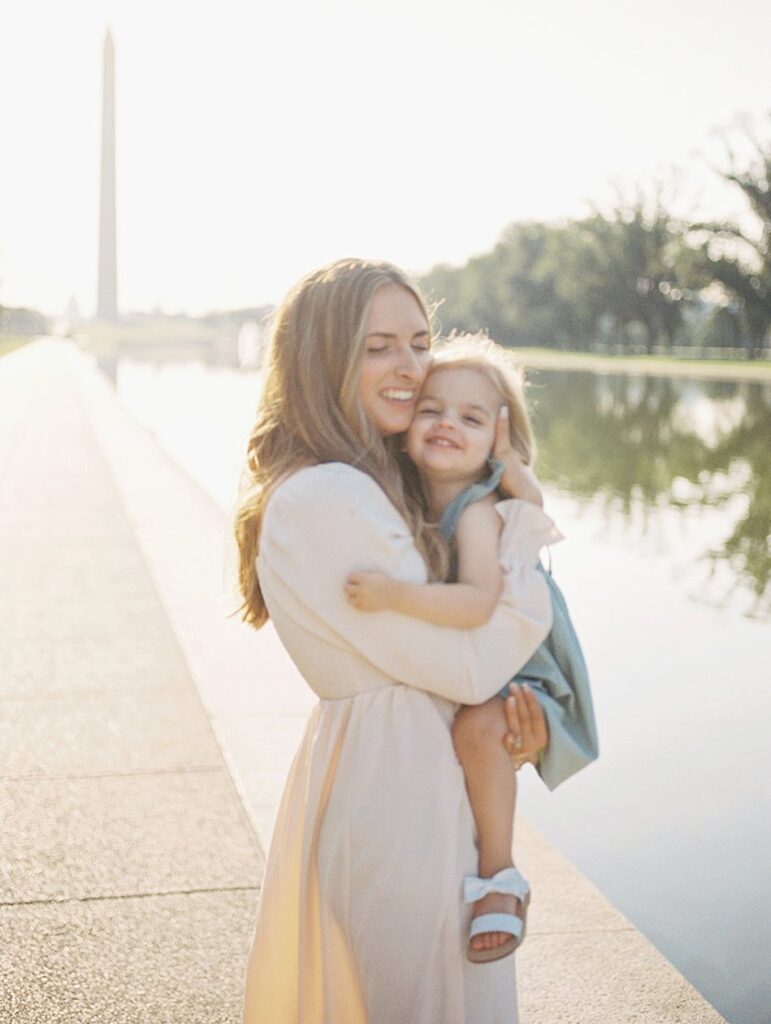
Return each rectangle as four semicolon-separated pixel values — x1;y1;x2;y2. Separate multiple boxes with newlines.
242;463;560;1024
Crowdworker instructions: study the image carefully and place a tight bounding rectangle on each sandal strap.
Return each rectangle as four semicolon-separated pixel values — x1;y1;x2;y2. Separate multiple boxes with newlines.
463;867;529;904
468;912;524;941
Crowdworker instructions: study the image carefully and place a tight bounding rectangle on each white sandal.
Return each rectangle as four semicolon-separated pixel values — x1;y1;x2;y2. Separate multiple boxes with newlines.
463;866;531;963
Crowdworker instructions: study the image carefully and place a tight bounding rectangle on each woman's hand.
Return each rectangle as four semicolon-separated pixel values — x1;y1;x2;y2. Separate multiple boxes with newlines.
493;408;544;507
502;683;548;769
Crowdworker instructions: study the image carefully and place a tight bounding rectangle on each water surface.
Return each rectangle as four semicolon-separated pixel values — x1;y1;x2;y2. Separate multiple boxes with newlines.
115;359;771;1024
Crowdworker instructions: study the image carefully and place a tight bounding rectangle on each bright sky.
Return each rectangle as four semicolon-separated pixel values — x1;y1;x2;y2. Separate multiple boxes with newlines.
1;0;769;317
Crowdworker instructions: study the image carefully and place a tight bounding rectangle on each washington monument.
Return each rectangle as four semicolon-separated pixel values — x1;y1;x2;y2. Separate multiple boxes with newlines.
97;29;117;319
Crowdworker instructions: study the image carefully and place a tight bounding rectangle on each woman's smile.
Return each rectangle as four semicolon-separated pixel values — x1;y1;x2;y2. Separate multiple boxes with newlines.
379;387;418;403
357;284;432;436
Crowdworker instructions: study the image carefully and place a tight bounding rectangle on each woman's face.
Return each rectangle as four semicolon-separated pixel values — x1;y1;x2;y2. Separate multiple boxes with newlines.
358;284;432;436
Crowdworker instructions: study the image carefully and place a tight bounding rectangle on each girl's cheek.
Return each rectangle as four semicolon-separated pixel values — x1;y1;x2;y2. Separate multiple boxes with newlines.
404;418;425;459
405;408;423;437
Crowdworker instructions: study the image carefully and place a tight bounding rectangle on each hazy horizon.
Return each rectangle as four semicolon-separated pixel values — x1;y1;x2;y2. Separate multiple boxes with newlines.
1;0;770;319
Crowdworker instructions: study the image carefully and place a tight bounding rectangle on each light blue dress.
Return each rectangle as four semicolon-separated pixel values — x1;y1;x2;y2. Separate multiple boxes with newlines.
439;459;599;790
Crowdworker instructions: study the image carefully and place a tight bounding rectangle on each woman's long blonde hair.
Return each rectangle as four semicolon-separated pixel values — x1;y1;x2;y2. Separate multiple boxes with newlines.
429;332;536;466
233;257;444;629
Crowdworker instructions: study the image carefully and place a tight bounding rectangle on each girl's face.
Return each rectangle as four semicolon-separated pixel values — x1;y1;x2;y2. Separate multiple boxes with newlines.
357;284;432;436
406;366;500;483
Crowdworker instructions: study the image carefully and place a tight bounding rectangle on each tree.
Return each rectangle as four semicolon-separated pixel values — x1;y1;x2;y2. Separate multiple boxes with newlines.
421;223;568;345
421;190;693;353
685;118;771;358
549;186;693;354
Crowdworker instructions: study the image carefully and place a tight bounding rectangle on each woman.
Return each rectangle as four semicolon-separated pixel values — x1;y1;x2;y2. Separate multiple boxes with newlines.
236;258;554;1023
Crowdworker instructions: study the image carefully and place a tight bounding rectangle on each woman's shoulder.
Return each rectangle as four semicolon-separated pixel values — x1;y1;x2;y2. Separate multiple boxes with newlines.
267;462;406;528
273;461;382;501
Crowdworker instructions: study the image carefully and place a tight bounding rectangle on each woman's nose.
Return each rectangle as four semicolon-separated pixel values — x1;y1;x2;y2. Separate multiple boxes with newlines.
394;346;424;380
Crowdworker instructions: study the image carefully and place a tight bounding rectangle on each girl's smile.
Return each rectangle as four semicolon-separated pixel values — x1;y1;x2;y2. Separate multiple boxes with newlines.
406;367;500;484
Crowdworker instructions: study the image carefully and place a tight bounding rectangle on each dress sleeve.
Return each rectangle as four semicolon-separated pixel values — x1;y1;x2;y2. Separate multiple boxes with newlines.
257;463;555;706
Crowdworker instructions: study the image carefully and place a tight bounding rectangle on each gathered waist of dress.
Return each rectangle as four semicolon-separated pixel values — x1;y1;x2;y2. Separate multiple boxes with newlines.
312;682;458;725
314;682;393;702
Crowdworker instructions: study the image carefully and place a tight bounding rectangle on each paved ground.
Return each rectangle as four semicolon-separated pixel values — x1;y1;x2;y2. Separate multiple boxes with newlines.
0;341;262;1023
0;338;727;1022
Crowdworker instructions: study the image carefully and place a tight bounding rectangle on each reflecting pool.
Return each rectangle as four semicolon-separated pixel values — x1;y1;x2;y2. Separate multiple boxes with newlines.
115;360;771;1024
530;370;770;620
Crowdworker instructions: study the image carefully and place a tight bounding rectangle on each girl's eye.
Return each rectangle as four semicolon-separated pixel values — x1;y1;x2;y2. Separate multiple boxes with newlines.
366;345;388;354
417;406;439;416
412;342;430;352
464;416;482;426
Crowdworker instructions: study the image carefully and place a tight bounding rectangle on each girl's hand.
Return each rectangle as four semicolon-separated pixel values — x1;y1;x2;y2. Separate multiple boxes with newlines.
502;683;548;769
345;571;395;612
493;408;544;507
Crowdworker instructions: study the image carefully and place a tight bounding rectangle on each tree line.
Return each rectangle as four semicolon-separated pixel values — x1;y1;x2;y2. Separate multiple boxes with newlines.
420;121;771;359
0;305;49;338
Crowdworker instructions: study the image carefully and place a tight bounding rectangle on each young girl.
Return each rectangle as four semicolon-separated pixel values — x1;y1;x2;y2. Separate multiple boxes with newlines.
345;333;565;964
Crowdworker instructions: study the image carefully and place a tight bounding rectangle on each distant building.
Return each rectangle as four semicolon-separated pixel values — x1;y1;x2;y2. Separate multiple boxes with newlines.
238;319;265;369
97;29;118;320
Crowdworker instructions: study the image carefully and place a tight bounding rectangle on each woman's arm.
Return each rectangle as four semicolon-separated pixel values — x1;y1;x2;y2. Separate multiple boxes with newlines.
344;500;503;628
258;463;556;706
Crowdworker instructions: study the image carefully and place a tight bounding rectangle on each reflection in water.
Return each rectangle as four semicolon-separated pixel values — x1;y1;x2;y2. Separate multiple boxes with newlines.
530;371;771;617
96;353;118;385
115;358;771;1024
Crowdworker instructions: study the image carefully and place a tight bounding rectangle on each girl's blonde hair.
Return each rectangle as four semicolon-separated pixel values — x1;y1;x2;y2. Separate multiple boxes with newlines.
233;257;445;629
428;332;536;465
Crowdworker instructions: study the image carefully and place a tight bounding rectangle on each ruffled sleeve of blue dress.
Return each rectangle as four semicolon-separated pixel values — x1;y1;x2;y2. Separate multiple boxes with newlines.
439;458;600;790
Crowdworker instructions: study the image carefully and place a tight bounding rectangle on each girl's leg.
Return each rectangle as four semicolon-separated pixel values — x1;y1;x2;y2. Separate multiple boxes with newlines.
451;696;521;953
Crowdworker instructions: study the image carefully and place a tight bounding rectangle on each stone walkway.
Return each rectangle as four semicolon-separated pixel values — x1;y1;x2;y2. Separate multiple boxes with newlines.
0;341;261;1022
0;339;726;1023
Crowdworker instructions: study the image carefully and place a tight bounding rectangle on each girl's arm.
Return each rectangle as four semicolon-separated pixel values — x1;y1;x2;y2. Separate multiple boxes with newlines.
258;463;555;707
345;499;503;628
493;409;544;506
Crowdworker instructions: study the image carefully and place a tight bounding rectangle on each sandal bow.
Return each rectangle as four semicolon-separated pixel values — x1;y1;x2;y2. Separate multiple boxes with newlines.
463;866;529;904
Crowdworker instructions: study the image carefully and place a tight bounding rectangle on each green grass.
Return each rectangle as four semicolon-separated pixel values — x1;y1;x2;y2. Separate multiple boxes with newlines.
510;346;771;380
0;336;33;358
